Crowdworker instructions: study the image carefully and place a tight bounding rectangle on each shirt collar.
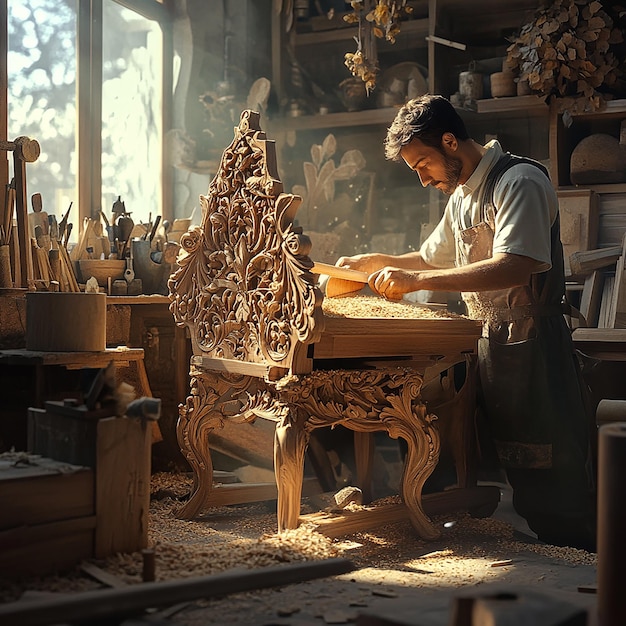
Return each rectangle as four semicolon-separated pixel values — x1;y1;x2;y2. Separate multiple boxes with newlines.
458;139;503;198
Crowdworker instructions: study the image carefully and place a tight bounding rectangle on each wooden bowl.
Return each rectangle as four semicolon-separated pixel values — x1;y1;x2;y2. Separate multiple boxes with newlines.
78;259;126;286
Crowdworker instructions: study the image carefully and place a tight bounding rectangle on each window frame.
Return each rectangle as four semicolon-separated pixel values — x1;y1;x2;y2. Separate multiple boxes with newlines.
0;0;174;228
78;0;174;224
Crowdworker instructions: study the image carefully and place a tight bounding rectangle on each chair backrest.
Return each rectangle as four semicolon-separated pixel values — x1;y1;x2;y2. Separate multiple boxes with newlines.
168;110;324;373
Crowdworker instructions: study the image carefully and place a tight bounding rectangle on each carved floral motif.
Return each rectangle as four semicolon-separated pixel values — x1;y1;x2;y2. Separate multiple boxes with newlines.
169;110;324;369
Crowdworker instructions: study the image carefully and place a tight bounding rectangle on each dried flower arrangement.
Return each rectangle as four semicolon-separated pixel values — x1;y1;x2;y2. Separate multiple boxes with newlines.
505;0;626;117
343;0;413;91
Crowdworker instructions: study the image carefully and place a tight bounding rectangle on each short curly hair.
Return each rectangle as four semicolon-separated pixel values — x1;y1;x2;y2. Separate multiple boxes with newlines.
384;95;470;161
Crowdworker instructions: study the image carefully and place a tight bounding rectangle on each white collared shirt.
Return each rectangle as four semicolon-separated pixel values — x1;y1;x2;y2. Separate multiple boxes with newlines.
419;140;557;272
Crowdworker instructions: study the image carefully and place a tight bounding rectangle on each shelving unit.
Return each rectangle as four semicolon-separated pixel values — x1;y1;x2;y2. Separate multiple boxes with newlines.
268;0;625;271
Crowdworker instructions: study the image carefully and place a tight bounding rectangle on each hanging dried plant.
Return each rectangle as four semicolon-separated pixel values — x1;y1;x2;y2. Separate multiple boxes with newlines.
505;0;626;116
344;0;413;90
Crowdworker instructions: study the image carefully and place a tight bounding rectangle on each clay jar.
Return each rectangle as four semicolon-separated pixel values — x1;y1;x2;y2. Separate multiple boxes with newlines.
459;69;483;100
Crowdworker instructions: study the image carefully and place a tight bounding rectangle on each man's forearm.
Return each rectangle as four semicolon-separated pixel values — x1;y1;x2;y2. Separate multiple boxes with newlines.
410;253;540;292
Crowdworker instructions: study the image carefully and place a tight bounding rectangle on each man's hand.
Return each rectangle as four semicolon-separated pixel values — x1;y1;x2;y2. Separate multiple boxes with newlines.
369;267;422;300
336;253;392;275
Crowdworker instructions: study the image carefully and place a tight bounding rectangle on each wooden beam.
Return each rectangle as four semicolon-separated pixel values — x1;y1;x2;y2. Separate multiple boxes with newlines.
579;270;604;328
301;486;501;539
569;246;621;277
0;558;356;626
0;0;8;197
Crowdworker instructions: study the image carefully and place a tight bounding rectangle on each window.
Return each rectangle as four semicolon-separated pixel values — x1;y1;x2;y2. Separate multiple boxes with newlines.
7;0;170;237
8;0;77;220
102;2;162;224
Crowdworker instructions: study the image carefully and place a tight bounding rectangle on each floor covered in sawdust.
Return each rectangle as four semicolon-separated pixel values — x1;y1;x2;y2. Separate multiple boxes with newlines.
1;467;599;626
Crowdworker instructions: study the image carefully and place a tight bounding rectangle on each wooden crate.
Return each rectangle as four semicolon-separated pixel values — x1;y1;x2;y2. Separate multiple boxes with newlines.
0;454;95;578
2;406;151;579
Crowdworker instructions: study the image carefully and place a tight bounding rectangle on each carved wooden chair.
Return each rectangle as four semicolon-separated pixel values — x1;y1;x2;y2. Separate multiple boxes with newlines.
168;110;497;539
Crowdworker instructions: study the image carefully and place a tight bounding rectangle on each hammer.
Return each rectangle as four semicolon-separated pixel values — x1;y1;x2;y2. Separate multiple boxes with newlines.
0;137;41;288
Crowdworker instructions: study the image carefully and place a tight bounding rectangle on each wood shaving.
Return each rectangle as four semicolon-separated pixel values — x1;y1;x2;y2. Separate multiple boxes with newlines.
322;296;463;320
0;472;597;620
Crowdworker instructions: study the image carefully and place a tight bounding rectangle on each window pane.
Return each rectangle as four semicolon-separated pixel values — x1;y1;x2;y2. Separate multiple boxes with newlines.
102;2;162;225
8;0;77;221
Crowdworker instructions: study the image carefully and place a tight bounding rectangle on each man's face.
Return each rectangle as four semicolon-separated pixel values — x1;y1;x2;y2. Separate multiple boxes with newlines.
400;136;462;195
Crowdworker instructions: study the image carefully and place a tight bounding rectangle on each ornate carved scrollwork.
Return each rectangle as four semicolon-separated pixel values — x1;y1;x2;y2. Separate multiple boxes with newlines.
234;368;441;537
176;367;260;519
168;110;324;371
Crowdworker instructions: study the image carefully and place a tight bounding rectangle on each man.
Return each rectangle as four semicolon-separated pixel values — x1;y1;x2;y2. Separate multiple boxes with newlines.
337;94;596;552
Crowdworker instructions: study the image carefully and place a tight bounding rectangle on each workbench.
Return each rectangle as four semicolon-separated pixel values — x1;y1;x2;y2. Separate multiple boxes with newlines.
0;347;153;450
168;110;499;539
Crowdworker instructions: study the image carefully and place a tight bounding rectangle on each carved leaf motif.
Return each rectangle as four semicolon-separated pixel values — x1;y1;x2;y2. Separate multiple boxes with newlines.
321;134;337;161
169;110;324;368
311;144;322;168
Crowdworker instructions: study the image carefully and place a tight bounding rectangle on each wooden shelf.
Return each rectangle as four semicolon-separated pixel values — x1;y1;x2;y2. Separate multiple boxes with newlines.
558;184;626;195
268;107;399;132
554;99;626;121
269;94;552;133
476;95;548;117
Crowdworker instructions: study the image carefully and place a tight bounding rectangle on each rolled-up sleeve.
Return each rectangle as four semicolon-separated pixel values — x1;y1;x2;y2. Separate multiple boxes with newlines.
492;165;556;273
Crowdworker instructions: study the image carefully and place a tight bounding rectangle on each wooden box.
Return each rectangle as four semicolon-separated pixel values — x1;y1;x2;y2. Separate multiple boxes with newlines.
22;405;152;570
0;454;95;578
558;188;599;275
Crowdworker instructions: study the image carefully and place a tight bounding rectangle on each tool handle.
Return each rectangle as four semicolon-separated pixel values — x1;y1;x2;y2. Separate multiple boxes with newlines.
311;262;369;283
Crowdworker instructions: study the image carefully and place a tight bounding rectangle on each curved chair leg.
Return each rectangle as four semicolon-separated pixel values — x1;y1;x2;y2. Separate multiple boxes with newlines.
175;367;255;519
274;411;309;531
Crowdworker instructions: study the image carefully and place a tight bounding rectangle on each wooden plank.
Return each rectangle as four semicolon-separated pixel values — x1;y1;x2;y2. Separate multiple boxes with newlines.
0;347;145;367
0;517;95;578
598;275;615;328
106;294;170;305
569;245;621;277
191;355;288;381
95;416;151;558
558;188;599;274
205;477;321;507
300;486;501;539
0;459;94;530
476;95;547;115
579;270;604;328
0;558;356;626
573;328;626;344
610;235;626;329
572;328;626;361
313;329;481;360
0;515;96;551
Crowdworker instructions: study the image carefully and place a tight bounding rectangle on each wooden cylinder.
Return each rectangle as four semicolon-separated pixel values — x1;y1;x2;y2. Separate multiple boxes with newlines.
596;399;626;425
26;292;106;351
598;423;626;626
490;72;516;98
0;244;13;288
141;548;155;582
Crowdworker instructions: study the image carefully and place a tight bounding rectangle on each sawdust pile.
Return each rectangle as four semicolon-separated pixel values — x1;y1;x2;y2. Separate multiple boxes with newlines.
0;472;596;608
322;295;464;319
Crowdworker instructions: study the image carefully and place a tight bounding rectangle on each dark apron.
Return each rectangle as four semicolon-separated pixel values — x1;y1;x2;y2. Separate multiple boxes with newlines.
456;154;590;471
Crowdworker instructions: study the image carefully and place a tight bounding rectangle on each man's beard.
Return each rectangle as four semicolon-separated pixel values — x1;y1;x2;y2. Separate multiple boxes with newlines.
438;154;463;195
